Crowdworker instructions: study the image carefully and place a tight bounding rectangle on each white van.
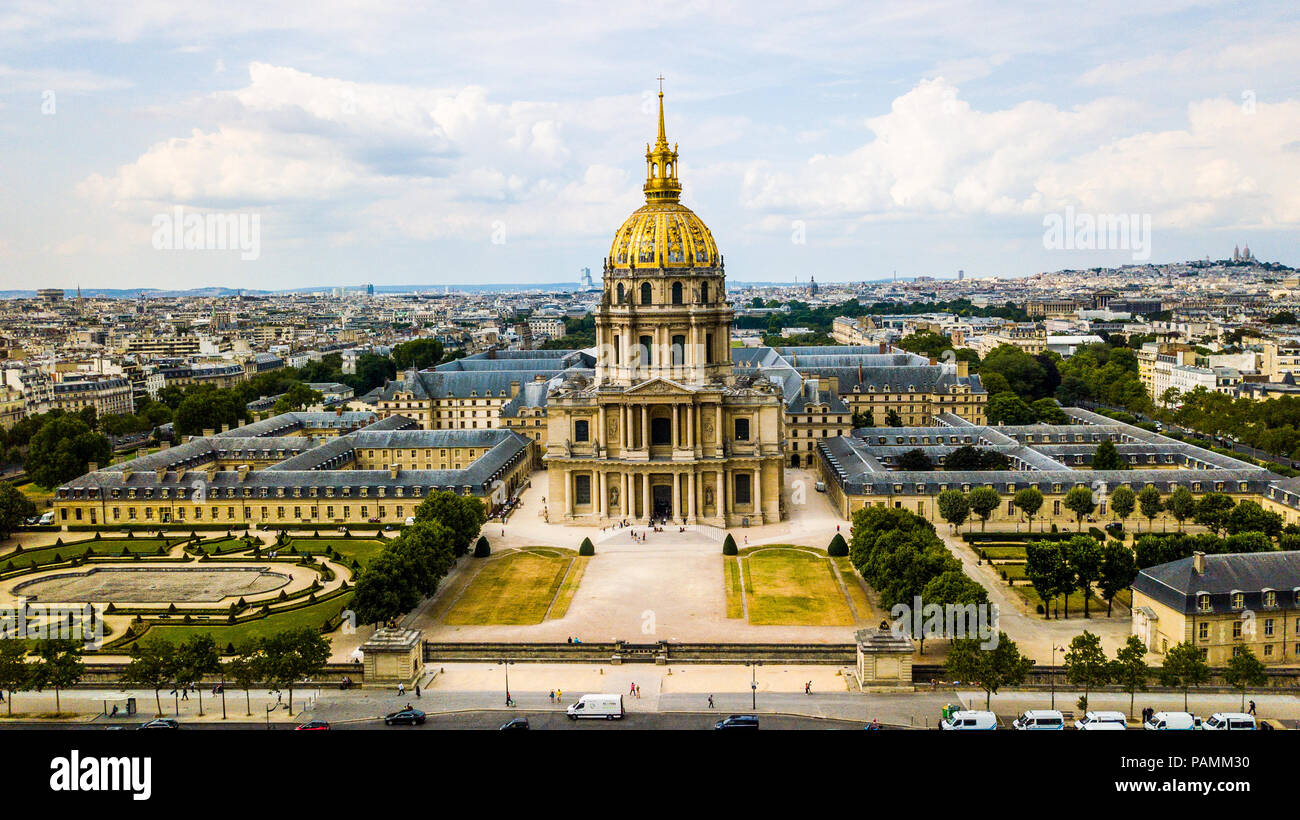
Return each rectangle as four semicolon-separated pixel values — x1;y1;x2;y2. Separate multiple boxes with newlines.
1145;711;1197;730
1012;710;1064;730
1203;712;1255;731
566;693;625;720
1074;711;1128;730
940;710;997;730
38;511;54;526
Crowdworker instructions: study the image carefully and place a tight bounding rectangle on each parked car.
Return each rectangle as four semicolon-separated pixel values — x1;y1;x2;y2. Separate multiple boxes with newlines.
940;710;997;730
714;715;760;730
1074;711;1128;730
566;694;625;720
1144;711;1197;730
814;481;827;493
1012;710;1064;730
384;708;426;726
295;720;331;731
1202;712;1255;731
499;717;530;731
138;718;180;730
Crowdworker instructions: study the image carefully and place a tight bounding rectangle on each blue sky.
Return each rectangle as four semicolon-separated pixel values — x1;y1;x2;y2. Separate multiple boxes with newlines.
1;1;1298;290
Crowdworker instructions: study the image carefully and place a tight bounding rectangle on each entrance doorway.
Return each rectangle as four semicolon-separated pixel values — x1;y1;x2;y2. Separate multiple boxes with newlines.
652;484;672;519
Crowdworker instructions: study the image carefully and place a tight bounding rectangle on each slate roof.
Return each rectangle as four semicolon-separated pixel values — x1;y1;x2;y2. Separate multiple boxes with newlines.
1134;551;1300;615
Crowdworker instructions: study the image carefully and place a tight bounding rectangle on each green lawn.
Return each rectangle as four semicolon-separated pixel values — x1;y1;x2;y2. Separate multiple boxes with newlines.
980;546;1028;561
442;549;573;625
1;538;176;569
1012;584;1108;618
282;538;387;567
741;547;854;626
120;593;355;649
724;558;744;619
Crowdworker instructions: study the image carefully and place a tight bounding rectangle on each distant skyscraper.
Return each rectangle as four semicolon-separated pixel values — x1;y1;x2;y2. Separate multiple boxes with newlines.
957;269;964;281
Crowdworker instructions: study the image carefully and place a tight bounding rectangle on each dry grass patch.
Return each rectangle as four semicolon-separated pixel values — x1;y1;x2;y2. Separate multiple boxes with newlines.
724;557;744;619
442;549;574;625
547;556;589;620
742;547;854;626
833;556;875;621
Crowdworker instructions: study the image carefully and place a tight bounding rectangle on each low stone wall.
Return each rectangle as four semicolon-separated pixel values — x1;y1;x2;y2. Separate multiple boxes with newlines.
422;640;858;665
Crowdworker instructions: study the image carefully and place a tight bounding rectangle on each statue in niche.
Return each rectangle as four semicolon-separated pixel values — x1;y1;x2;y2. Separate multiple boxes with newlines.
610;485;619;506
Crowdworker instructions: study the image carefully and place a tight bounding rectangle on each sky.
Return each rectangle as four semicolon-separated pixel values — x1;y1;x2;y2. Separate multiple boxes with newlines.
1;0;1298;291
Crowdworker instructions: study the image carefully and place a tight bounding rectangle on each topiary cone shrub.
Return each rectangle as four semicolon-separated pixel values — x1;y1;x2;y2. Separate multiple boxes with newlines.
474;535;490;557
827;533;848;557
578;537;595;556
722;534;738;555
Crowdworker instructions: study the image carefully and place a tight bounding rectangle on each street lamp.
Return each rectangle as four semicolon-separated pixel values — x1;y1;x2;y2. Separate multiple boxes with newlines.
499;658;513;706
1050;645;1065;709
746;660;762;710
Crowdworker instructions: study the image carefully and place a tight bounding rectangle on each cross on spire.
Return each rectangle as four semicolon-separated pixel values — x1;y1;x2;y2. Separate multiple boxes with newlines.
656;74;664;93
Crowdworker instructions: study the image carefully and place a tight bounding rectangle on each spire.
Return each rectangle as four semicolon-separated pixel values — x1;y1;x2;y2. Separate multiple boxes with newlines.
644;77;681;204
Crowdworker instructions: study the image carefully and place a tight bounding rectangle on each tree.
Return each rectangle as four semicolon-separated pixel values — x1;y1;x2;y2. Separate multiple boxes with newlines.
827;533;848;557
1223;648;1267;712
413;490;486;556
1109;485;1135;528
392;338;445;371
936;489;969;532
224;646;261;717
473;535;491;557
24;415;112;488
968;487;1000;532
1065;535;1103;618
391;521;456;597
918;570;988;654
1160;641;1210;711
352;551;421;626
897;449;934;472
1111;635;1150;717
850;410;874;429
0;640;32;716
172;387;245;437
1064;631;1110;710
30;638;85;714
945;632;1034;708
981;344;1053;399
258;628;330;715
1092;440;1124;470
1013;487;1044;532
1098;540;1137;616
1031;398;1069;424
1225;500;1283;540
174;633;222;717
272;383;323;414
1025;541;1067;618
722;533;737;555
0;481;36;541
578;537;595;556
987;392;1036;425
1166;486;1196;531
1063;486;1097;532
1192;492;1233;536
885;409;903;427
123;636;177;716
1138;485;1164;531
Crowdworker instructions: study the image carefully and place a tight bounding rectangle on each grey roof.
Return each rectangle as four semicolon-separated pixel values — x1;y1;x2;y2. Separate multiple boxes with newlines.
1134;552;1300;615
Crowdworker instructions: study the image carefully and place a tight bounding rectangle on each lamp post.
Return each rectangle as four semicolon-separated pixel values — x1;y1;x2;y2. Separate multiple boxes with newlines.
747;660;762;710
499;658;513;706
1050;645;1065;709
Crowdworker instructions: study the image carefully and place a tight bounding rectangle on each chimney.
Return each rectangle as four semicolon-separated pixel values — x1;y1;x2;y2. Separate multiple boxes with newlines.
203;428;215;438
929;357;938;366
957;360;969;378
389;464;399;479
237;464;250;481
510;380;521;398
160;441;171;450
878;342;887;354
221;423;229;433
87;462;98;473
155;467;167;481
1192;551;1206;575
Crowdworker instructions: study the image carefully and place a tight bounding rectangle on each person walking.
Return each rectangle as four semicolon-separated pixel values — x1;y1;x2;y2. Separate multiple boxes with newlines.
707;694;714;709
415;683;421;698
804;681;811;695
630;682;637;696
1248;700;1256;716
397;682;406;696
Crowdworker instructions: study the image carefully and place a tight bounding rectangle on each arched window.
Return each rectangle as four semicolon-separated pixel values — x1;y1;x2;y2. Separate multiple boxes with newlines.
700;281;709;303
616;282;625;303
641;282;652;305
671;334;686;365
672;282;683;305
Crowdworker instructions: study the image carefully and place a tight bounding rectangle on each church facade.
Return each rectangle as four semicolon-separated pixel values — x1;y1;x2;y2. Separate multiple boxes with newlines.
544;91;786;526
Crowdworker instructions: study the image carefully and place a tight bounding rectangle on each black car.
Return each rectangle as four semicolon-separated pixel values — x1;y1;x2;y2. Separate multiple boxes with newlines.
714;715;759;730
500;717;530;731
295;719;331;731
384;708;426;726
138;718;180;730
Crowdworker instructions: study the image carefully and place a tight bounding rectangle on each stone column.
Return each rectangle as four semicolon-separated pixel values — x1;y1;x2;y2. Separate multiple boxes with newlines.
641;405;649;449
753;466;762;523
686;403;694;450
598;470;607;519
715;404;723;453
672;470;680;520
688;470;697;520
671;403;679;448
622;472;630;518
642;473;651;521
567;471;575;517
598;405;606;448
717;469;726;521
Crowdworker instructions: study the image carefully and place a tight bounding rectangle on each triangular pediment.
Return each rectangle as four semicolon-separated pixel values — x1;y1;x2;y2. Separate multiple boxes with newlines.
623;377;698;396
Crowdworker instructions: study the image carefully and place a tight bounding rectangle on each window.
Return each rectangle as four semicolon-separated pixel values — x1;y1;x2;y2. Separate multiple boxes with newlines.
701;281;709;303
641;282;652;305
651;416;672;445
574;420;589;442
639;335;653;366
616;282;625;302
1232;592;1245;610
672;281;683;305
734;473;752;505
734;417;750;441
671;334;686;365
574;474;592;505
1198;622;1209;640
706;333;715;364
1198;594;1211;613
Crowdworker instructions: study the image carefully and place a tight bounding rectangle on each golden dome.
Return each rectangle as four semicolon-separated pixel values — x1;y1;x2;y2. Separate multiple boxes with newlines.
608;88;719;270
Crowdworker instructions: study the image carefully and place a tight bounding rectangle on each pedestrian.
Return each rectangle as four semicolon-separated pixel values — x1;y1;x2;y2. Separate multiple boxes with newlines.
804;681;811;695
630;682;637;696
549;690;555;703
635;684;641;698
707;694;714;709
398;682;406;696
1248;699;1256;716
181;687;189;701
415;684;421;698
556;688;562;704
